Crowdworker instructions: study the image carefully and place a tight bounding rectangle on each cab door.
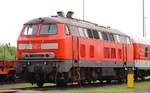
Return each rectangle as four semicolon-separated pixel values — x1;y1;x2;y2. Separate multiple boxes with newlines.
72;36;79;60
122;44;127;62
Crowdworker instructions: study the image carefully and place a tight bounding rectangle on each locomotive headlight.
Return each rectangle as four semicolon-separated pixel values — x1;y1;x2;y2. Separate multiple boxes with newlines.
18;44;32;49
41;43;58;49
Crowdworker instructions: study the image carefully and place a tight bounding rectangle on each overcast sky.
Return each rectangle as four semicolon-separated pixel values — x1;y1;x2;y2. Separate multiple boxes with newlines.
0;0;150;46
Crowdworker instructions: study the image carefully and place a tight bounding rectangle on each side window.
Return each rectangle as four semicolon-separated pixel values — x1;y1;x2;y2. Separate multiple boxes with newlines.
121;36;127;44
87;29;93;38
126;37;131;44
92;30;100;39
115;35;120;43
108;33;115;42
65;25;70;35
98;31;102;39
78;27;85;37
145;47;148;57
83;29;89;38
70;26;80;36
101;32;108;40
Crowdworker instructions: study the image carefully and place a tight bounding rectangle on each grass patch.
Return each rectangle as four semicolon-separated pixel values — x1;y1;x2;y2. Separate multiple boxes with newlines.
41;82;150;93
59;85;127;93
1;81;150;93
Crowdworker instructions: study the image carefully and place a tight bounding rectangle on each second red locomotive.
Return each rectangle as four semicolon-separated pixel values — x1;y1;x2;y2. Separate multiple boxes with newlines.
17;11;150;87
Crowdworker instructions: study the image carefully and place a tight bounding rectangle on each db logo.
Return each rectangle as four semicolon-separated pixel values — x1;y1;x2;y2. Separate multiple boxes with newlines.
33;44;40;49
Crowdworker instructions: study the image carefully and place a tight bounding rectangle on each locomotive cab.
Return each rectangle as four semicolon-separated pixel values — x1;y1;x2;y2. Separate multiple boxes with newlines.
17;18;72;60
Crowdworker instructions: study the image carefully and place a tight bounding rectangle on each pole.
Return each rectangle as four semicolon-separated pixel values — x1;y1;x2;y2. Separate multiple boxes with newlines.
143;0;145;37
83;0;85;20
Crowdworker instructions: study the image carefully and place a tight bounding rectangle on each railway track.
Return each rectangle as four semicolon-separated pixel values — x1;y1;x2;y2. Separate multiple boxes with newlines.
0;79;150;93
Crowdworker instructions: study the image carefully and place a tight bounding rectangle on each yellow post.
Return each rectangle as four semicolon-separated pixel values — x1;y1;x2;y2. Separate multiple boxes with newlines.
127;70;134;88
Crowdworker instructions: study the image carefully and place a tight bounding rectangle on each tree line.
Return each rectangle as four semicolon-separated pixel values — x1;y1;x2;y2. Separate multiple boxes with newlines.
0;43;17;60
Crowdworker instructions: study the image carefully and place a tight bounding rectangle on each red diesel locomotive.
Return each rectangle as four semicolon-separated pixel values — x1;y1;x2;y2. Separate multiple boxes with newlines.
17;11;150;87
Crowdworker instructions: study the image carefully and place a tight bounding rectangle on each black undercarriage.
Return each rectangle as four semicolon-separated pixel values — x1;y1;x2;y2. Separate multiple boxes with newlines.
16;60;150;87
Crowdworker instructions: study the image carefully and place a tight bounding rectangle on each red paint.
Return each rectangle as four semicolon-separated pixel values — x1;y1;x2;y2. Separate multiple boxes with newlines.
0;60;16;75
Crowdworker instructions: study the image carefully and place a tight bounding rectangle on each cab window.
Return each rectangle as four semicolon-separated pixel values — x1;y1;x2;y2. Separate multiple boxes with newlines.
40;24;57;35
22;25;38;35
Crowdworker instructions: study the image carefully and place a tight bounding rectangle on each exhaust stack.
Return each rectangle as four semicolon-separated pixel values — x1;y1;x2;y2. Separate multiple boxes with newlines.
57;11;65;17
66;11;74;18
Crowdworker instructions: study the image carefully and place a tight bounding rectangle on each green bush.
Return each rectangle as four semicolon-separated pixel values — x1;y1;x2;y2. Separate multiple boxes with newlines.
0;43;17;60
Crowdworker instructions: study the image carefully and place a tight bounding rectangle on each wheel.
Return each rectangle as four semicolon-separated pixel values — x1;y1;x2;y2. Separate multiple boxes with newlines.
134;76;138;82
99;80;103;84
56;79;66;87
141;76;145;81
87;80;91;84
36;82;44;87
106;80;111;84
118;79;124;83
78;80;85;87
8;70;16;81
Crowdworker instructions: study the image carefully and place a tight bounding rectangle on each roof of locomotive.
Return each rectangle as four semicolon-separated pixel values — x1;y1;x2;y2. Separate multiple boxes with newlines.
25;16;128;36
